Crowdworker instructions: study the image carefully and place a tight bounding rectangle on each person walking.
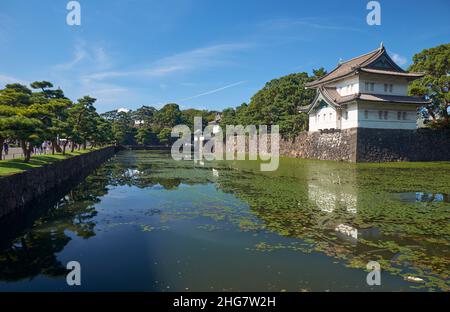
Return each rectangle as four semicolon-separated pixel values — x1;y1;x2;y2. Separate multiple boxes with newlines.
42;141;47;154
3;142;8;156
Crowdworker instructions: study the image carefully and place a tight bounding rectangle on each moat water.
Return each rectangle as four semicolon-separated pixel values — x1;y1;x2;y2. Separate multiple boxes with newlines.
0;150;449;291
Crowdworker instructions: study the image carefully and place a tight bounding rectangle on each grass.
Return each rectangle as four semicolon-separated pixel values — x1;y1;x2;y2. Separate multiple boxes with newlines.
0;148;101;177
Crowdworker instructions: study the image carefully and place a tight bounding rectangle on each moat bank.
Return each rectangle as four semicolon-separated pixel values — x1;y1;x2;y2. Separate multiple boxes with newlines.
0;146;117;218
280;128;450;162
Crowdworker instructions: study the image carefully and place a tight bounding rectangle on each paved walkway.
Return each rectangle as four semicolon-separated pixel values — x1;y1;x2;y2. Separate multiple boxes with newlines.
1;147;51;160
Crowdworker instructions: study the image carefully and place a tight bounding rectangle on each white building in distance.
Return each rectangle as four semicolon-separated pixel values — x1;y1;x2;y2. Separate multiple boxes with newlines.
302;44;431;132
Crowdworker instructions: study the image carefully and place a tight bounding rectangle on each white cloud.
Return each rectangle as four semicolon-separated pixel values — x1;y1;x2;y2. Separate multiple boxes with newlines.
0;74;26;86
91;87;128;95
390;53;408;66
85;42;250;81
55;39;112;71
260;18;365;33
178;81;247;102
47;39;134;108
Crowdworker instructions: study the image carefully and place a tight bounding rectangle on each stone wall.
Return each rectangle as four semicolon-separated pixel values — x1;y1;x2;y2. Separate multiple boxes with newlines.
356;128;450;162
0;147;116;219
280;128;450;163
280;128;358;162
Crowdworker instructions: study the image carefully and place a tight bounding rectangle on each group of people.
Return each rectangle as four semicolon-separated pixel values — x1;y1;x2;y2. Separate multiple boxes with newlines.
1;141;53;160
33;141;53;154
1;140;88;160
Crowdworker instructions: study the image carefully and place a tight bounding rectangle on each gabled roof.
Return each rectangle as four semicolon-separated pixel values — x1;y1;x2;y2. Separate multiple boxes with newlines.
299;87;431;114
299;87;344;113
305;45;425;88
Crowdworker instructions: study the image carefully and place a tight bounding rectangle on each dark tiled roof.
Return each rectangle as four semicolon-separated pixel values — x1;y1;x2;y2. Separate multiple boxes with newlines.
357;93;432;104
359;68;424;77
305;46;425;88
322;87;358;104
300;87;431;114
323;88;431;106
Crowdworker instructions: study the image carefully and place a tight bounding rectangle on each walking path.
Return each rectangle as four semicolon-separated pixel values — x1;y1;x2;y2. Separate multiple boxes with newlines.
1;147;51;160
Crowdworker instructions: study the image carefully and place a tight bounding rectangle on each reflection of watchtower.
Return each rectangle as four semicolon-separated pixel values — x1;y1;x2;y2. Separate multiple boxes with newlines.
205;114;222;155
306;163;358;214
305;162;359;239
193;128;204;163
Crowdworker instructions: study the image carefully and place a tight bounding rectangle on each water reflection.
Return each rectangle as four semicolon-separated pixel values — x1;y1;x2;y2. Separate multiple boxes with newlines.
0;151;448;291
0;168;108;281
399;192;450;203
213;158;450;291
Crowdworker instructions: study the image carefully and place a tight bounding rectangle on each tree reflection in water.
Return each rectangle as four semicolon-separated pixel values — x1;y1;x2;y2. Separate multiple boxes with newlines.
0;169;107;281
0;150;448;291
0;151;207;282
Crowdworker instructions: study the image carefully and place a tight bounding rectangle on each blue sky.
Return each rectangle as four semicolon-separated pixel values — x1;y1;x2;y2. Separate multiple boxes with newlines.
0;0;449;113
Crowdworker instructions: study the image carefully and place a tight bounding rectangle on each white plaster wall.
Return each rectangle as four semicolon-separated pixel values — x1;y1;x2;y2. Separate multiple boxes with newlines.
309;106;338;131
357;102;418;130
359;74;409;96
309;115;319;132
341;103;358;129
334;77;360;96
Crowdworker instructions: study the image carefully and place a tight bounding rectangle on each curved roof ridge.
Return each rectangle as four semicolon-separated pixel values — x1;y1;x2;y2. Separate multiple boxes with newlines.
341;46;383;66
304;46;424;88
305;47;384;88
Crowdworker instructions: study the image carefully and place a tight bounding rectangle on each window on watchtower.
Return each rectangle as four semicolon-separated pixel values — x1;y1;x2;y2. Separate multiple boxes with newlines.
370;83;374;91
397;112;402;120
384;84;388;92
378;111;383;120
384;111;388;120
364;110;369;119
403;112;407;120
365;82;369;91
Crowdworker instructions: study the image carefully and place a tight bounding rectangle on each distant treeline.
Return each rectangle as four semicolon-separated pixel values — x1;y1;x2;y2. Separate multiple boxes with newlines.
105;69;327;146
0;43;448;158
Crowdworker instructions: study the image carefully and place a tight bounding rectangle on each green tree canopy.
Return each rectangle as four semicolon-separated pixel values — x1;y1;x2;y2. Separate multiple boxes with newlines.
408;43;450;128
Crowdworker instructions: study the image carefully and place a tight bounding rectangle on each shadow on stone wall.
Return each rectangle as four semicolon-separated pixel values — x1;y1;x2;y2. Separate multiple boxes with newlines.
279;128;450;163
0;147;116;219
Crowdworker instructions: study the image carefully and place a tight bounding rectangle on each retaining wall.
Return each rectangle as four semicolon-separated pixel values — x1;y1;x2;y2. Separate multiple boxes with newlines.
0;146;116;219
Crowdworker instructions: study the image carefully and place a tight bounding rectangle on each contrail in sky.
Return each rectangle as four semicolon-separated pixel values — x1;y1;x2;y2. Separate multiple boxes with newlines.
178;80;247;102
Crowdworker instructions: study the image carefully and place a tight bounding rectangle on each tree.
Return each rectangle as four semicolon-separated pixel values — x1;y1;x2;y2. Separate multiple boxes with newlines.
26;81;72;154
68;96;99;151
219;107;237;128
154;103;182;128
181;108;210;130
157;128;172;145
30;81;54;92
312;67;327;79
135;126;157;145
408;43;450;128
91;116;113;148
110;110;135;145
0;81;113;161
132;106;156;124
0;84;43;162
244;72;317;138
